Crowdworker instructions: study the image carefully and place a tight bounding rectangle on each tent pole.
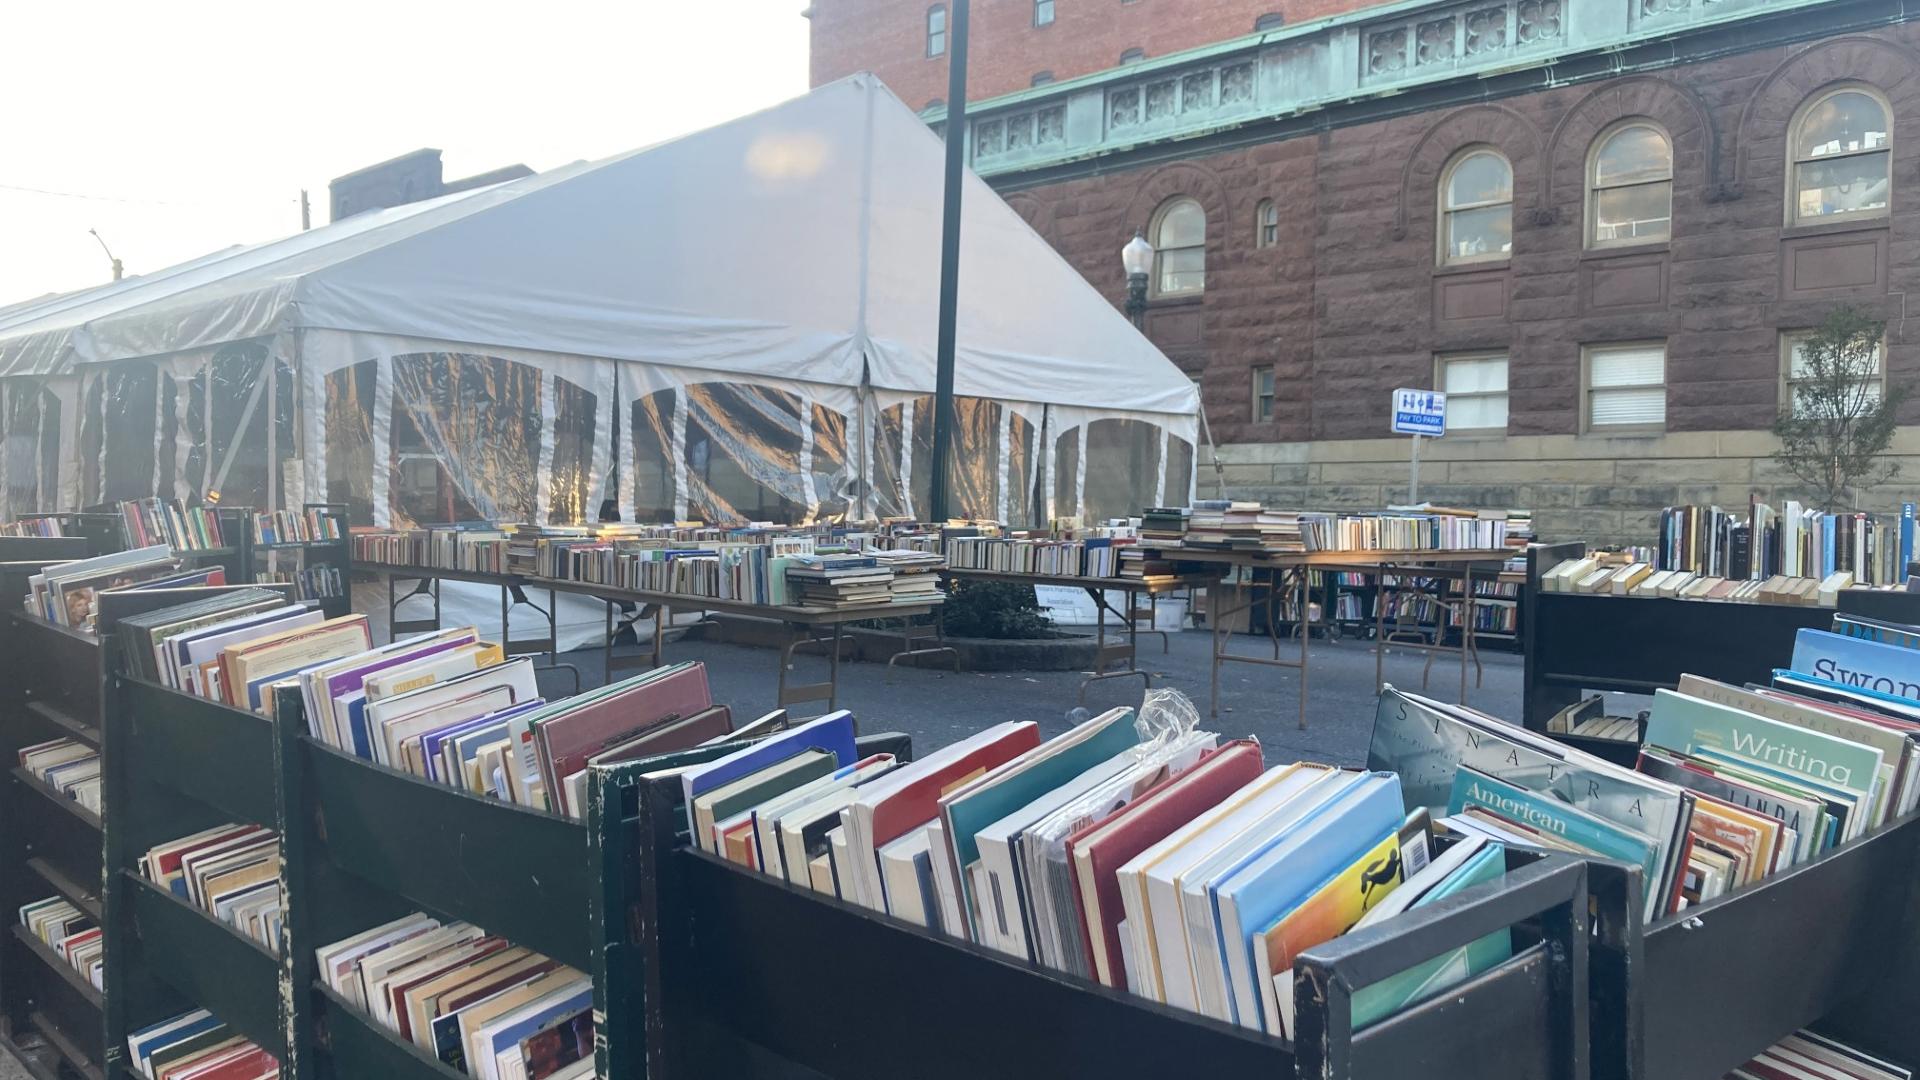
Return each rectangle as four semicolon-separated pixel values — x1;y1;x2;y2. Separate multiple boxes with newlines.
928;0;970;523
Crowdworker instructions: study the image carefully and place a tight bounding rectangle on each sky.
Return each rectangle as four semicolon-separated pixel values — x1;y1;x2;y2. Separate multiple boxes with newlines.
0;1;813;307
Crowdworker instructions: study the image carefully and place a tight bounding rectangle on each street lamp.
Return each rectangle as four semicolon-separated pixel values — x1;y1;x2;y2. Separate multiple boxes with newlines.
88;229;123;282
1121;231;1152;328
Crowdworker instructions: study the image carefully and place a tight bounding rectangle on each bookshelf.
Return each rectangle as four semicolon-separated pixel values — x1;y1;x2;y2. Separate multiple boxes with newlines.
1520;543;1920;730
243;504;352;620
100;675;295;1076
589;742;1598;1080
0;544;107;1080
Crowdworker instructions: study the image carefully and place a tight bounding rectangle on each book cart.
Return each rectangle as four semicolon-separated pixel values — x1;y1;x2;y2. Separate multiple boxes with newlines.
0;538;106;1080
584;739;1599;1080
1517;541;1920;1079
244;505;352;621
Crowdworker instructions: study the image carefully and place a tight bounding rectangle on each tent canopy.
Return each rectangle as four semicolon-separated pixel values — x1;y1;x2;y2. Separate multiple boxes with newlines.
0;75;1197;425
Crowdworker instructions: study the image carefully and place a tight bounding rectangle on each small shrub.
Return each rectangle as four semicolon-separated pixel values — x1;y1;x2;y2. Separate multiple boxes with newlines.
940;580;1055;639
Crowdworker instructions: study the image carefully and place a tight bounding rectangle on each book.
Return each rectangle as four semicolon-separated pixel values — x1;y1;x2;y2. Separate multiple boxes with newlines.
1347;841;1511;1029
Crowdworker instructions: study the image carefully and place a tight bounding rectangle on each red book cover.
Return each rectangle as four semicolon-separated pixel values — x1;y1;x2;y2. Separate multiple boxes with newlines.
535;663;712;792
867;725;1041;850
162;1046;277;1080
1064;739;1264;991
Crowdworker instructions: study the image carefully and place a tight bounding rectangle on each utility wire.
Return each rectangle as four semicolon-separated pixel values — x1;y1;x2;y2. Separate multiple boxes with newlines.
0;180;297;208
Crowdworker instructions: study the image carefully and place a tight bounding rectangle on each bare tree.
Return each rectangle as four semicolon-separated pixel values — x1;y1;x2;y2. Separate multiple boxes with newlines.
1772;305;1908;511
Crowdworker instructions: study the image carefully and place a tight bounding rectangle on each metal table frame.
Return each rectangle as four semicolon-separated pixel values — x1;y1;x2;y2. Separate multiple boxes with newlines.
1165;549;1511;729
352;562;581;694
533;577;937;715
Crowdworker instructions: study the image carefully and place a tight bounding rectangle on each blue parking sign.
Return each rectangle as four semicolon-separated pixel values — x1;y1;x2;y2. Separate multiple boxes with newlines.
1391;388;1446;436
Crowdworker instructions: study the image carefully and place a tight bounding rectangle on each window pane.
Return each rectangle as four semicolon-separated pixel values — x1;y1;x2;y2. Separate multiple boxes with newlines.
1797;91;1890;159
929;7;945;31
1155;200;1206;248
1446;153;1512;209
1590;387;1665;427
1445;205;1512;260
1035;0;1054;24
1590;346;1665;387
1255;367;1275;395
1788;335;1882;379
1793;380;1882;418
1594;126;1672;186
1443;357;1507;395
1795;153;1890;219
1157;246;1205;294
1451;393;1508;430
1593;182;1671;243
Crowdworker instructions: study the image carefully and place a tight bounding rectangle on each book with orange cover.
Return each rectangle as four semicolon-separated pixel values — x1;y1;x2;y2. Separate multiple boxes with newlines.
1064;739;1264;990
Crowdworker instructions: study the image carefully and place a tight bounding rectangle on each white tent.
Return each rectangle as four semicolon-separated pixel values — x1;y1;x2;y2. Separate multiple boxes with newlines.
0;74;1199;529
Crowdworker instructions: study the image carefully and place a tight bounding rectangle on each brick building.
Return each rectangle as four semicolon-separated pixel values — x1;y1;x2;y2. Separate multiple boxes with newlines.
808;0;1367;108
811;0;1920;542
328;149;534;223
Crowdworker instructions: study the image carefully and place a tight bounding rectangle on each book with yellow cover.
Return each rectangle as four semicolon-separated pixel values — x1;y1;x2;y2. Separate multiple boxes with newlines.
1251;831;1404;1038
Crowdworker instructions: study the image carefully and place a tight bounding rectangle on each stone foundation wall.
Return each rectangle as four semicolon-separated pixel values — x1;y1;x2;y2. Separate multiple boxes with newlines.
1197;428;1920;545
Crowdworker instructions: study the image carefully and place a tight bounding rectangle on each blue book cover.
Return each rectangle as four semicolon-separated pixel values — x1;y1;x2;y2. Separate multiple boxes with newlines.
418;700;547;782
1903;503;1916;580
679;711;857;825
1790;629;1920;703
1213;772;1404;1030
1349;844;1511;1029
1448;768;1662;918
1775;668;1920;722
1823;516;1836;577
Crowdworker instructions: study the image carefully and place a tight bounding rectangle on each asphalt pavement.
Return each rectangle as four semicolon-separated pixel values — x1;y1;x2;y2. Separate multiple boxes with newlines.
536;626;1523;767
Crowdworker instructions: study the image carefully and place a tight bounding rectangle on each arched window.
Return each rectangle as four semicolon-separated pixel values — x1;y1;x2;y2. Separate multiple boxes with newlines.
1150;197;1206;297
1031;71;1055;87
1254;199;1279;248
1119;47;1147;65
1790;86;1891;225
1438;148;1513;265
927;5;947;57
1588;121;1672;247
1255;12;1285;30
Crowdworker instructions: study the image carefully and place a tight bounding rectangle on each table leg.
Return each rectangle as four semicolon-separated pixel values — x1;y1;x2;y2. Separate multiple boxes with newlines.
829;622;843;710
603;600;615;686
1374;567;1386;693
1209;584;1223;722
651;604;665;668
1296;567;1310;731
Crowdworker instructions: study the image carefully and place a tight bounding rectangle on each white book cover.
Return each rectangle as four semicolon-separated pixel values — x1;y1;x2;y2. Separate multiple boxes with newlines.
877;825;939;928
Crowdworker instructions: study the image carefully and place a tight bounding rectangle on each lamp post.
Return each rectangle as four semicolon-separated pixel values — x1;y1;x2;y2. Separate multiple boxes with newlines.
88;228;123;282
1121;231;1152;328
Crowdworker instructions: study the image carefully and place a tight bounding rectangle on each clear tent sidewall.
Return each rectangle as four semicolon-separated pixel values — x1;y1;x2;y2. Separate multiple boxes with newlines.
2;331;1197;530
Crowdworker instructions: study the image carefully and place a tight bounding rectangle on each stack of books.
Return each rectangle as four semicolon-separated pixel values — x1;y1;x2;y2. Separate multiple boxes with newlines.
19;737;101;813
20;896;101;990
142;824;284;956
1728;1032;1911;1079
285;621;740;817
674;708;1528;1037
1150;504;1508;555
111;587;372;715
121;498;227;551
126;1009;279;1079
1140;507;1191;546
1541;556;1905;607
870;548;945;604
1;516;65;537
1660;502;1913;585
317;913;591;1078
352;526;512;574
1376;610;1920;917
1117;546;1183;585
24;545;225;634
784;554;895;608
248;507;342;545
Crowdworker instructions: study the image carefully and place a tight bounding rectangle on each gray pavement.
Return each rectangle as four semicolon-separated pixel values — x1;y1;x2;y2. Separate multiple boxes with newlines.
536;626;1523;767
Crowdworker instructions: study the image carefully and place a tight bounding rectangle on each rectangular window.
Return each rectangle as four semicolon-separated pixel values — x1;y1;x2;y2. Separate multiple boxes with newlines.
1252;366;1274;422
1034;0;1055;25
1437;353;1508;433
1783;331;1884;418
927;5;947;57
1584;342;1666;431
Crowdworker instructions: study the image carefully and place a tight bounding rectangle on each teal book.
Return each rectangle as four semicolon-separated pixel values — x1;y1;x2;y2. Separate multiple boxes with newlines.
1646;689;1881;811
939;708;1143;935
1349;842;1511;1029
1448;768;1662;919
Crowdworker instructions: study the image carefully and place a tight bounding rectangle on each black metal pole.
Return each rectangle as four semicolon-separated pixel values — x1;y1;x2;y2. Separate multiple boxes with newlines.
929;0;969;523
